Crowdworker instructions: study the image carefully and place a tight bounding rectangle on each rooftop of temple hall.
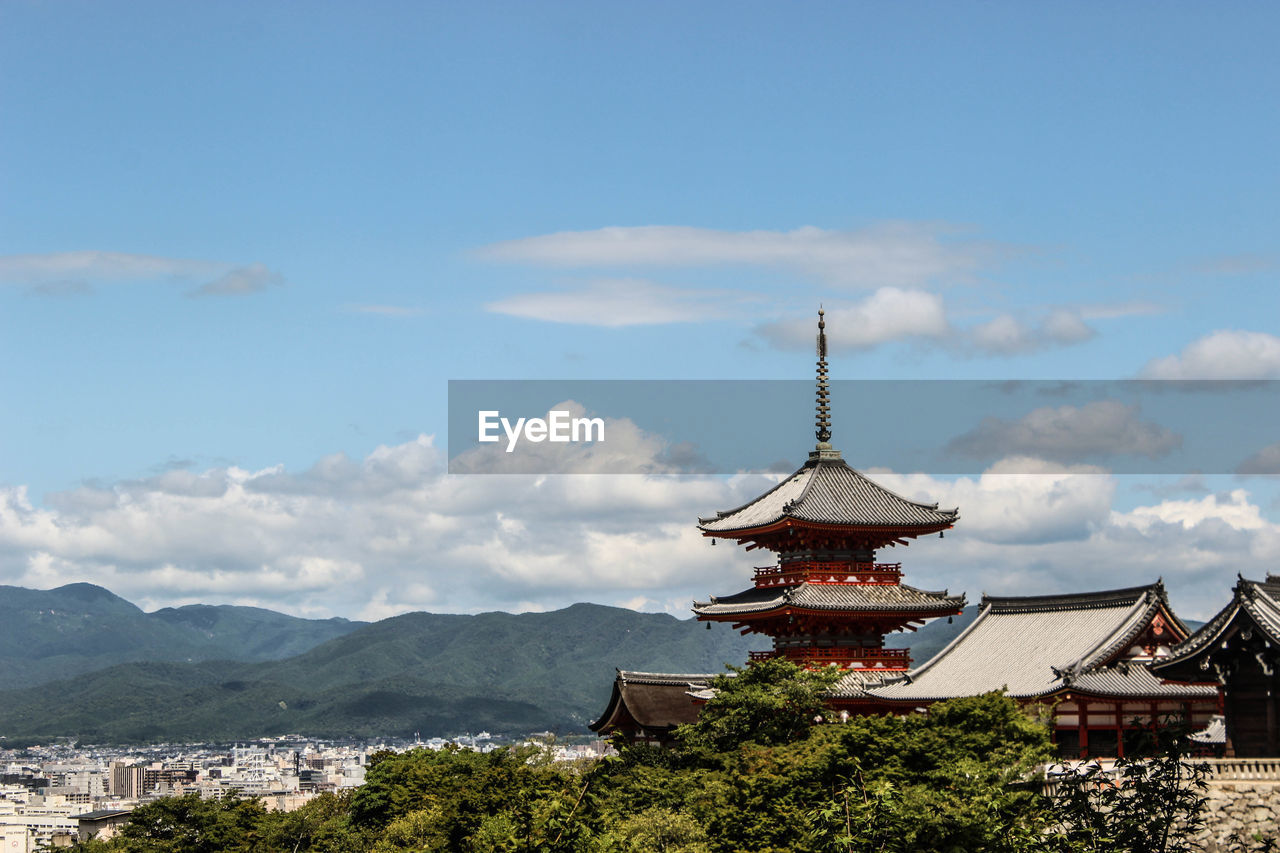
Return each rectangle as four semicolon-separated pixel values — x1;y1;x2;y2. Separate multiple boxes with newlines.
866;582;1216;702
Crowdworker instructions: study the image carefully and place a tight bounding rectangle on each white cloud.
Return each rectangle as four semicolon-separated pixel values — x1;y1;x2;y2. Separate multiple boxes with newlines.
967;310;1096;355
2;440;1277;622
757;288;950;350
947;401;1181;462
1141;330;1280;379
486;278;755;327
872;458;1115;546
0;435;771;619
1117;489;1269;533
478;223;1009;289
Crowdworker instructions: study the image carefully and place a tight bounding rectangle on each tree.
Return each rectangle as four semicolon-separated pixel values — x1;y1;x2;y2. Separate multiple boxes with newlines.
1046;722;1211;853
673;659;842;755
111;793;267;853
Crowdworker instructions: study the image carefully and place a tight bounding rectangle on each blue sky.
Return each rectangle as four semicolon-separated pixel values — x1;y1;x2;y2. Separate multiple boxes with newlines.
1;2;1278;621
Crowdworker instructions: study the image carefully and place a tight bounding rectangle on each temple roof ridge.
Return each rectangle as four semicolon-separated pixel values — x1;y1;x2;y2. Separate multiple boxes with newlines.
979;582;1167;615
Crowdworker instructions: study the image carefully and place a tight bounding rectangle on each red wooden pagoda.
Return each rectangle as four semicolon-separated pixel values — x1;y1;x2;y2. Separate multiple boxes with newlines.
693;309;965;710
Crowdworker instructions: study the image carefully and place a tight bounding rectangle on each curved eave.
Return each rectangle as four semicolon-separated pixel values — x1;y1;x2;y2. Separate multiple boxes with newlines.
698;517;956;540
1151;603;1245;679
692;600;966;621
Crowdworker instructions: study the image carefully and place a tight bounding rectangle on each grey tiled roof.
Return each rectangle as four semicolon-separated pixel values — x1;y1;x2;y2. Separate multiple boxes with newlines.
868;582;1200;702
829;668;901;699
589;670;720;733
693;582;965;617
1068;664;1216;698
698;457;959;533
1153;576;1280;676
1190;715;1226;745
616;671;718;686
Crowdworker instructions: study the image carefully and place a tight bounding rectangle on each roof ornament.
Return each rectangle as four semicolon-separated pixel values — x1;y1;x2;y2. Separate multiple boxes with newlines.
810;307;842;461
815;307;832;447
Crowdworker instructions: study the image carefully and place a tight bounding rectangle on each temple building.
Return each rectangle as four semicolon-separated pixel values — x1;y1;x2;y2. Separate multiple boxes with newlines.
867;584;1220;757
693;312;965;710
590;308;1222;753
1152;575;1280;756
588;671;716;747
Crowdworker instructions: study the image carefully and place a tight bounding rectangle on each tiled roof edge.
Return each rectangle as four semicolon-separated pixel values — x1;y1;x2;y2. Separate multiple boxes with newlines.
980;582;1160;614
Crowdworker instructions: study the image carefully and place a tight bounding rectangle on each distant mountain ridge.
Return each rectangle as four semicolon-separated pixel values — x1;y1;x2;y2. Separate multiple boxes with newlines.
0;582;363;688
0;591;768;744
0;583;998;745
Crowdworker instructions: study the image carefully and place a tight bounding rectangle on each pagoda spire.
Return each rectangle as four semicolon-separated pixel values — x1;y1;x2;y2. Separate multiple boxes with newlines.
815;307;834;451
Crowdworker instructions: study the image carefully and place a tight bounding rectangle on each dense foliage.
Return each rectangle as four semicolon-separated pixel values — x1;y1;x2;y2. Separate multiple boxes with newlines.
68;663;1235;853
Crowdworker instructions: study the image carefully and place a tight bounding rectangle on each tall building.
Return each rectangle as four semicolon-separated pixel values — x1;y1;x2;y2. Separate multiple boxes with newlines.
693;308;965;711
107;763;143;800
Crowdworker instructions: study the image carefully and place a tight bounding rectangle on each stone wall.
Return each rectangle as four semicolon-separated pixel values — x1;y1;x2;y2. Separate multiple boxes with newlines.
1195;781;1280;852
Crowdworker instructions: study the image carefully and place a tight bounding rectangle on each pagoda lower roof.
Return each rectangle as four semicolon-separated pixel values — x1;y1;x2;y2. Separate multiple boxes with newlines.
693;582;965;618
698;453;958;535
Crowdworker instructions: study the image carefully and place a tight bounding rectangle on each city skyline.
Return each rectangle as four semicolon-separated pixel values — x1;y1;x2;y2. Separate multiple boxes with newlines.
2;3;1278;622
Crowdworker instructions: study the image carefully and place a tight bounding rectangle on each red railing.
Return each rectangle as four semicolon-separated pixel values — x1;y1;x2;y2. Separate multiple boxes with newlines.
748;647;911;670
753;562;902;587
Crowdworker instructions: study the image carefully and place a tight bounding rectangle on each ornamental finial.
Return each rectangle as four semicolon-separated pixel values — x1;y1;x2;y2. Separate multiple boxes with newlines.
815;306;832;446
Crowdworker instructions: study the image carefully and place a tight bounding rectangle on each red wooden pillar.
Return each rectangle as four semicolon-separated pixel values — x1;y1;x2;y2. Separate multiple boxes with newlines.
1079;698;1090;757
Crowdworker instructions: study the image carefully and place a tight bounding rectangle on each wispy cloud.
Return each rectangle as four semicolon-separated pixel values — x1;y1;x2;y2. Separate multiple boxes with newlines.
1237;442;1280;476
487;278;758;327
1140;330;1280;379
188;263;285;297
348;304;425;317
26;280;95;298
0;251;284;298
1190;253;1276;276
478;223;1014;289
0;251;222;283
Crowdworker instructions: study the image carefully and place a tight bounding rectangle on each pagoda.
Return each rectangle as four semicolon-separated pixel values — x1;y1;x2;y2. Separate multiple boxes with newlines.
692;309;965;710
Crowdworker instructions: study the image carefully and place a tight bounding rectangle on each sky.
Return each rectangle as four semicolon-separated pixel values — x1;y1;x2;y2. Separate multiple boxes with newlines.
1;2;1278;623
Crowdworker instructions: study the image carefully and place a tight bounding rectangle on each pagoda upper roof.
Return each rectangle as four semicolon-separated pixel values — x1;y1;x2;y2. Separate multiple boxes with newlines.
1152;575;1280;682
698;453;959;535
867;582;1214;702
693;581;964;618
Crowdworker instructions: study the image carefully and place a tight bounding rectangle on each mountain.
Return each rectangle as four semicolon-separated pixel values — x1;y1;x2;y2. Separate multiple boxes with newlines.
0;583;990;745
0;583;362;688
885;605;979;664
0;601;766;744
